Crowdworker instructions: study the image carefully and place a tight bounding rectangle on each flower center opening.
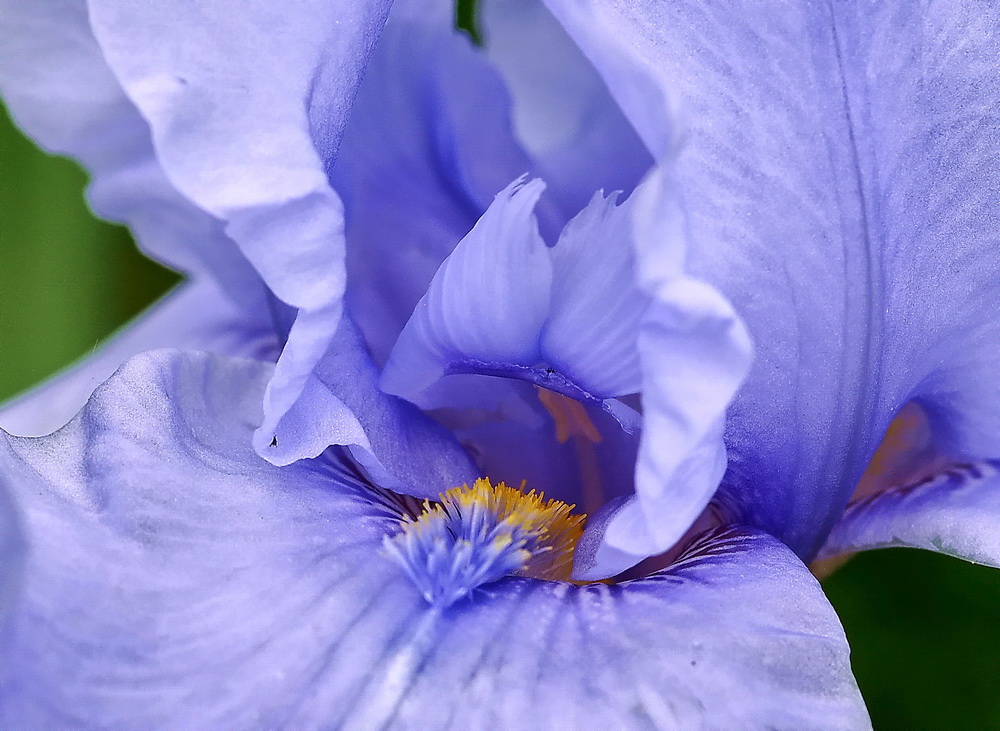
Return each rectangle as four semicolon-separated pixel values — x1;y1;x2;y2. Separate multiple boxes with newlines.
383;478;586;607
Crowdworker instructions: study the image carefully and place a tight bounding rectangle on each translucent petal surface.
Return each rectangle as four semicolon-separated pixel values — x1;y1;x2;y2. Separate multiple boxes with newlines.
544;1;1000;559
0;354;865;726
381;178;552;406
542;192;649;397
481;0;652;219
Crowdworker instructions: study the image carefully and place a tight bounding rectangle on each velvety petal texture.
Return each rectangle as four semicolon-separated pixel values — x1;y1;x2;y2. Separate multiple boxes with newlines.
0;351;866;727
544;0;1000;559
0;281;277;438
818;460;1000;567
86;0;393;465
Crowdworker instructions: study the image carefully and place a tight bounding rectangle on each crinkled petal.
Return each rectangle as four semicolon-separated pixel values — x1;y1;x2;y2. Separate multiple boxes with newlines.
335;7;534;363
0;280;277;438
0;0;263;305
0;357;865;726
544;1;1000;558
381;178;552;407
818;460;1000;567
86;0;392;464
481;0;653;218
573;169;752;578
542;191;649;397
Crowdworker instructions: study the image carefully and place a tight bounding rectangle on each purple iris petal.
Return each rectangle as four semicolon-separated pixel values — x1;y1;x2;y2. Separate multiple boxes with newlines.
0;351;865;726
0;480;22;629
334;7;535;364
86;0;394;467
818;460;1000;566
544;0;1000;560
382;167;751;576
481;0;653;218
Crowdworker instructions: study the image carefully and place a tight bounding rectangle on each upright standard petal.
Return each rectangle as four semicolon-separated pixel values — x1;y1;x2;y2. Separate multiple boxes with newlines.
384;169;751;576
86;0;393;464
544;1;1000;559
481;0;653;217
381;177;552;407
334;6;535;363
0;352;865;726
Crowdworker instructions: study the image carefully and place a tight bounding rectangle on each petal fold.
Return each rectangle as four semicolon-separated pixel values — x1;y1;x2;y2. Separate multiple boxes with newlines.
86;0;393;464
0;0;263;304
381;178;552;406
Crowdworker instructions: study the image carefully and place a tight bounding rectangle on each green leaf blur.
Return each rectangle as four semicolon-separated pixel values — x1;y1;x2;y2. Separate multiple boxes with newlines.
0;104;177;403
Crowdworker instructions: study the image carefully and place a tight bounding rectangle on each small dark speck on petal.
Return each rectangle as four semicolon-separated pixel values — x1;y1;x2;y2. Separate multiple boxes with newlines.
269;435;278;447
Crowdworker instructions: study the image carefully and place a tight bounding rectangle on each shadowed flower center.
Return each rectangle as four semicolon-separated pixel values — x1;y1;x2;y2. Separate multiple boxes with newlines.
383;478;586;606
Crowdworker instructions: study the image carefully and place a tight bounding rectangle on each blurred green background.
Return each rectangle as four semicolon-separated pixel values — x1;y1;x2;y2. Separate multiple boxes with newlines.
1;30;999;731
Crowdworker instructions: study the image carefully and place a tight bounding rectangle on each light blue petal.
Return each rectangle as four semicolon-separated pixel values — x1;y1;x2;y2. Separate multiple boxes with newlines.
818;460;1000;567
0;280;277;438
0;480;23;630
86;0;392;465
334;7;534;363
381;178;552;407
542;191;649;397
384;529;866;730
0;358;865;726
255;318;478;497
481;0;652;220
572;169;752;578
543;1;1000;559
383;168;750;576
0;0;263;306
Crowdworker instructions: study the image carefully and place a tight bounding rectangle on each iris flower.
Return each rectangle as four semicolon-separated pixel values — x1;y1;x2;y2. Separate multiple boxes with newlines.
1;0;998;726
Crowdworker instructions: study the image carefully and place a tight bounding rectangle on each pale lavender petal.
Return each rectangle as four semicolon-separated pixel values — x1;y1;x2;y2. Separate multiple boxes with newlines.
481;0;652;217
573;169;752;578
254;318;478;497
543;2;1000;559
0;280;277;438
381;178;551;407
334;7;533;363
0;481;23;629
87;0;392;464
818;460;1000;567
0;357;865;727
542;191;649;397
